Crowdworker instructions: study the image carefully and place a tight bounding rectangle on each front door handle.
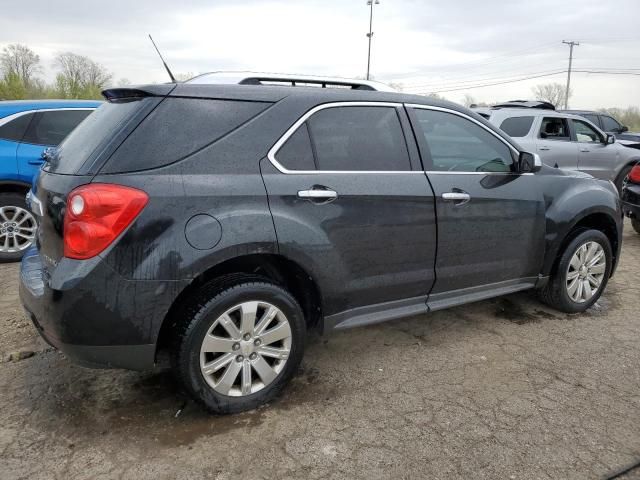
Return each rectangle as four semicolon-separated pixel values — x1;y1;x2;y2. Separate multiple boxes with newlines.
579;148;590;153
539;146;551;151
442;192;471;205
297;187;338;202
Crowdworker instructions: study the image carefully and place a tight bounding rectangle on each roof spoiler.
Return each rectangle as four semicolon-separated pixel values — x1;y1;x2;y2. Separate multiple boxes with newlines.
101;84;175;101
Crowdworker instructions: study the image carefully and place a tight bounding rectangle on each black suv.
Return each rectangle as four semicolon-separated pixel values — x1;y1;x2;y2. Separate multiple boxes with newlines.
20;83;622;413
561;109;640;149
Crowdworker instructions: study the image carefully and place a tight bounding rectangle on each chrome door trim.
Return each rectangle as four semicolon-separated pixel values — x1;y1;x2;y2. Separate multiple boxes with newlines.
267;101;423;175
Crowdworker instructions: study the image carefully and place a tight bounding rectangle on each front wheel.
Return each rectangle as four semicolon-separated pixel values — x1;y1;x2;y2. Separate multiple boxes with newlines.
172;278;306;414
0;192;37;263
538;229;612;313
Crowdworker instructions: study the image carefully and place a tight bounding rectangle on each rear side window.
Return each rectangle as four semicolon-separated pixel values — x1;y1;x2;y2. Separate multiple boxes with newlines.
582;114;600;126
50;100;142;174
0;113;34;142
540;117;570;141
276;123;316;170
499;116;534;138
23;110;92;146
104;98;271;173
306;106;410;171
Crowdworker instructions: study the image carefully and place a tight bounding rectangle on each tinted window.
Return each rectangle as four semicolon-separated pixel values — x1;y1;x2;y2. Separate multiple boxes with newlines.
572;120;602;143
413;108;513;172
601;115;622;132
540;117;570;141
582;114;600;126
50;100;144;174
276;123;316;170
307;106;410;171
104;98;271;173
0;113;34;142
499;116;534;137
23;110;92;146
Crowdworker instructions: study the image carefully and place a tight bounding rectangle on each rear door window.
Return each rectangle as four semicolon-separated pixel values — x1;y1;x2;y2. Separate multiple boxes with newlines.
306;106;411;171
22;110;92;146
582;113;600;126
0;113;34;142
499;116;534;138
539;117;571;141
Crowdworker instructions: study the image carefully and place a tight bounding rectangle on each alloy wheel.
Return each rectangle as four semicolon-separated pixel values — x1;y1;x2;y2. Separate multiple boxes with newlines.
566;241;606;303
199;301;292;397
0;206;36;253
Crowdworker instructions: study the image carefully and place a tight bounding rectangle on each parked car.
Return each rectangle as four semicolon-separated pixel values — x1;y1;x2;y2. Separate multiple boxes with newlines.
621;163;640;234
486;106;640;192
20;82;622;414
0;100;100;261
561;109;640;150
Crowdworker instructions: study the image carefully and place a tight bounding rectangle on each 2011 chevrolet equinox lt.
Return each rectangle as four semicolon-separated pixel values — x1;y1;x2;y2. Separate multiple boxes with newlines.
20;82;622;414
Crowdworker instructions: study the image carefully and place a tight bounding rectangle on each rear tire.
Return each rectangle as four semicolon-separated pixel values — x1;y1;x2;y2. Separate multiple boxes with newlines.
614;165;632;194
172;277;306;414
537;229;612;313
632;219;640;234
0;192;37;263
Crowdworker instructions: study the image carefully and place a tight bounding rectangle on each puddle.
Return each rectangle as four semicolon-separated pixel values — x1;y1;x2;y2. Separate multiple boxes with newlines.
494;298;542;325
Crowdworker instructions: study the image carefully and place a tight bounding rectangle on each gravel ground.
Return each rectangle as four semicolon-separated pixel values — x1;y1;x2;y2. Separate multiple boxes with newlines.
1;222;639;480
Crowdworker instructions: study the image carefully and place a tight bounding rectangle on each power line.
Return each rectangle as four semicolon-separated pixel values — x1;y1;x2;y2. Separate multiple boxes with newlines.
420;71;566;94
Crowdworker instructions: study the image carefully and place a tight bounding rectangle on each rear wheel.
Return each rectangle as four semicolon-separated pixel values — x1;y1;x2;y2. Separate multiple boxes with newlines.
172;278;305;414
632;219;640;234
615;165;632;193
0;192;37;263
538;229;612;313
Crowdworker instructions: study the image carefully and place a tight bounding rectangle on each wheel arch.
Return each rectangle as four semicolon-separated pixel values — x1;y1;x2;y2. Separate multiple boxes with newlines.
0;181;31;195
155;253;324;360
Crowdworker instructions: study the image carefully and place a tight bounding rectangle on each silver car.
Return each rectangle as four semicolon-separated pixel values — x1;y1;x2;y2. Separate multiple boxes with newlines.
485;107;640;191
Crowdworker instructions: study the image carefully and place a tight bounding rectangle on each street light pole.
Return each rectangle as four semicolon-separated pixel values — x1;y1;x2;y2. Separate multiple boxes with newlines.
562;40;579;109
366;0;379;80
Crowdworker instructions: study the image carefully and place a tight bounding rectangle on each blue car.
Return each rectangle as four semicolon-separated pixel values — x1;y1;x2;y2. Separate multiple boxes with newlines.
0;100;100;261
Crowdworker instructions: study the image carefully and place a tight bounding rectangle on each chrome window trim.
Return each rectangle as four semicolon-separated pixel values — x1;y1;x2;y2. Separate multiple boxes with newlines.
267;101;423;175
0;107;96;128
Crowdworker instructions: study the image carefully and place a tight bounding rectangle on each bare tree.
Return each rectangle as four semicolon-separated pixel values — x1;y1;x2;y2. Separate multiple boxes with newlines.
54;52;112;99
461;93;476;107
531;83;571;108
0;44;41;87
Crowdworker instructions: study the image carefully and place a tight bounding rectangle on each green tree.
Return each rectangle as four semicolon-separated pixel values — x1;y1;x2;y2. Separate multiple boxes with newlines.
0;71;27;100
54;52;112;99
0;44;41;88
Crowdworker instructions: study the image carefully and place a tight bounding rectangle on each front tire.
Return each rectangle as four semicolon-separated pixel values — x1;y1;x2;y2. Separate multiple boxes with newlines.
538;229;612;313
614;165;632;194
172;278;306;414
0;192;37;263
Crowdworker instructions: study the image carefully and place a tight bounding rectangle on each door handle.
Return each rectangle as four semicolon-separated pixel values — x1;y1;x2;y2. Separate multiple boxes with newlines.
539;146;551;151
28;159;45;165
297;188;338;201
579;148;590;153
442;192;471;205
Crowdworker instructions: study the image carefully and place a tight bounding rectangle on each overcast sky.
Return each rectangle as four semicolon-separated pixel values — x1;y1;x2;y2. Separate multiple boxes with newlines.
1;0;639;108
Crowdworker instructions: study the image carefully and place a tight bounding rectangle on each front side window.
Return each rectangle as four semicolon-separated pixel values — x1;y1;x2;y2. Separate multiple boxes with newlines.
499;116;534;138
306;106;411;171
572;119;602;143
540;117;570;141
23;109;92;146
0;113;34;142
413;108;514;172
601;115;622;132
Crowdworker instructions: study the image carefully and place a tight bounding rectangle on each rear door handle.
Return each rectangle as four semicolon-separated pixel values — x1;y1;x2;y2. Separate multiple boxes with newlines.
539;146;551;151
442;192;471;205
297;188;338;201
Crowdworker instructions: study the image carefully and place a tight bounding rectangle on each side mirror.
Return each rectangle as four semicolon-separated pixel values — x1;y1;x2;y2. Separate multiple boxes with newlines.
518;151;542;173
604;134;615;145
620;126;629;133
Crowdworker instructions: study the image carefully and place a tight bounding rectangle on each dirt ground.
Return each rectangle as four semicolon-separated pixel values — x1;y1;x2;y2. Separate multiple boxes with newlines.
1;223;640;480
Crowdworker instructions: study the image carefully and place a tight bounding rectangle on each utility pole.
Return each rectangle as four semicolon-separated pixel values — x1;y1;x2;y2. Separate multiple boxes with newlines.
562;40;579;109
366;0;379;80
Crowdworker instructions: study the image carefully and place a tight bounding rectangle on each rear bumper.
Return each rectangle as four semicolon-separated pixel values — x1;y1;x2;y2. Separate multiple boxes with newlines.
622;183;640;219
19;247;182;370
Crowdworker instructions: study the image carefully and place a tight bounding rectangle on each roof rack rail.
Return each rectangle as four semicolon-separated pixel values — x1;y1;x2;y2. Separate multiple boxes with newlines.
185;71;397;92
492;100;556;110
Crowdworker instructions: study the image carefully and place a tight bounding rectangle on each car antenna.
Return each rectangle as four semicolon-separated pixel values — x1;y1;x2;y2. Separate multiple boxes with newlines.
148;34;177;83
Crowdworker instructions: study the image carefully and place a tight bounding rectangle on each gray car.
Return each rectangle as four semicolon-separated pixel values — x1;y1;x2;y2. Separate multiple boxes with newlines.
487;107;640;191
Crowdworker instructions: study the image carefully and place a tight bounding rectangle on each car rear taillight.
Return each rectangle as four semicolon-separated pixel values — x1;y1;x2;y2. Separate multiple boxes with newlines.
63;184;148;259
629;165;640;184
